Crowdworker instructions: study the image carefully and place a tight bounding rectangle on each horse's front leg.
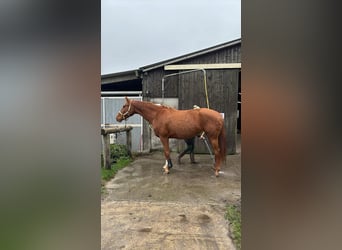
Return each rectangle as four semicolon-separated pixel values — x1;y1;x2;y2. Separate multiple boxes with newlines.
159;136;172;174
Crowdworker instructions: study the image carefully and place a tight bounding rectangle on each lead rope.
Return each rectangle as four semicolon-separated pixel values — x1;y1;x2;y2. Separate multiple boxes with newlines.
193;104;215;163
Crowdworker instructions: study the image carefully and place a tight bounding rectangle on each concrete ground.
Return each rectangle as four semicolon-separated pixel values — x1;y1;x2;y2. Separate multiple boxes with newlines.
101;137;241;250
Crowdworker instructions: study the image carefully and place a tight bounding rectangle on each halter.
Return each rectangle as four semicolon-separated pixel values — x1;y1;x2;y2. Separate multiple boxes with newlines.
118;102;132;120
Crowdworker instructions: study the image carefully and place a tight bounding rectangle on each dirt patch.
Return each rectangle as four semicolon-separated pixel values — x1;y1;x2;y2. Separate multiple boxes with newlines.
101;149;240;250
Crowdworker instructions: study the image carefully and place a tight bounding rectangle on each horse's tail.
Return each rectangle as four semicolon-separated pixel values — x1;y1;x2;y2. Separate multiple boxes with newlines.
219;126;227;163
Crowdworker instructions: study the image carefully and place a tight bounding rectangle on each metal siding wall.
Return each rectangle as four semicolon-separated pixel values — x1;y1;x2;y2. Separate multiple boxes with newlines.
101;96;143;152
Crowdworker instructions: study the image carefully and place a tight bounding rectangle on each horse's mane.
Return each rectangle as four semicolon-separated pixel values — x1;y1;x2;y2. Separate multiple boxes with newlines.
150;102;175;110
134;99;176;111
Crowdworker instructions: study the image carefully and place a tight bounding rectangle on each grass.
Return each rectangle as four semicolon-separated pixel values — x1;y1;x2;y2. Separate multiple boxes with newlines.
101;144;132;193
101;157;132;194
101;157;132;181
225;203;241;250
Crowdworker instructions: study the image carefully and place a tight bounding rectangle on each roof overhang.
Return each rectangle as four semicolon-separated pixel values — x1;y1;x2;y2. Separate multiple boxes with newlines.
101;69;141;85
140;38;241;72
164;63;241;70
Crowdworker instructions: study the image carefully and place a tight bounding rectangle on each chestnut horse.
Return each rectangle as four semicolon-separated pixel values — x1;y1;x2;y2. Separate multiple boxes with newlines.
116;97;226;177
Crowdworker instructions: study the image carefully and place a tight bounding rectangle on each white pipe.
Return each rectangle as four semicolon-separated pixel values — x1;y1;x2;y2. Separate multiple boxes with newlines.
101;91;142;96
161;69;207;106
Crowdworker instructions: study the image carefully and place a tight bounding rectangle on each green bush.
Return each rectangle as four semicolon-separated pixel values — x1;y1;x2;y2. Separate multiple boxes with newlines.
101;144;130;168
110;144;130;161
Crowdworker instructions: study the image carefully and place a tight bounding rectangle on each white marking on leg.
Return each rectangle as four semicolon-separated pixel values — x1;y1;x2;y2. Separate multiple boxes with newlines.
163;160;169;174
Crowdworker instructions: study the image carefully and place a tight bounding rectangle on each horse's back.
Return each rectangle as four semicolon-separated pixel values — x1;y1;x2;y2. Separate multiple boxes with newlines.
198;108;224;133
199;108;224;121
166;108;223;127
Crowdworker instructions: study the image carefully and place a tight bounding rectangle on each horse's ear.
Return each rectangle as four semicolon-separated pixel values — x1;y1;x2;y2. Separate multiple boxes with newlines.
125;96;129;103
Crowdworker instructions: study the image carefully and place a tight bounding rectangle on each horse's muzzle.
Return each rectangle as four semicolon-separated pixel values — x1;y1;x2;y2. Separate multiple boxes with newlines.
116;114;123;122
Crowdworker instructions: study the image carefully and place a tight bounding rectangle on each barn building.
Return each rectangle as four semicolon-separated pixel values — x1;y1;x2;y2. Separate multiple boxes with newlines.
101;38;241;155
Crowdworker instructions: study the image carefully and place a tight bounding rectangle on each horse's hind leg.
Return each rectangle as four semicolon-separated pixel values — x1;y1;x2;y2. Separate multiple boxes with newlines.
209;137;221;177
160;137;172;174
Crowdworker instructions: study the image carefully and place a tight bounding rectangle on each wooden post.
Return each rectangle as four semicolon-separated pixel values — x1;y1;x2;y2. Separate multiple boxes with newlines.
101;126;133;169
126;129;132;157
102;133;111;169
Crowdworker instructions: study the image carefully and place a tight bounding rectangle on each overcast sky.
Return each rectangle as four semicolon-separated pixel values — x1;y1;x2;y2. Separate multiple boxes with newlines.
101;0;241;75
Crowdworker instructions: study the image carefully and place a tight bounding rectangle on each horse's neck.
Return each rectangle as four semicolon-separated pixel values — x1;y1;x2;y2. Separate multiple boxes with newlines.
132;101;162;123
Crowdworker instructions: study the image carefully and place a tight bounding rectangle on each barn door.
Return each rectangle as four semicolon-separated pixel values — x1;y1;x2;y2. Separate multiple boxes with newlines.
178;69;238;155
178;70;206;154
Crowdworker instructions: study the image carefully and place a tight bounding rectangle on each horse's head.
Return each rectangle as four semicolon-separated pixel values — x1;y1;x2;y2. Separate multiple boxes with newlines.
116;96;134;122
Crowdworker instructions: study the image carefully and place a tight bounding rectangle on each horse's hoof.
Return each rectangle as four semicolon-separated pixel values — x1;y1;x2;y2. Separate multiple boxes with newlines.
215;171;220;177
163;165;169;174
